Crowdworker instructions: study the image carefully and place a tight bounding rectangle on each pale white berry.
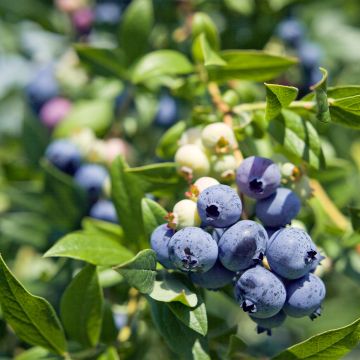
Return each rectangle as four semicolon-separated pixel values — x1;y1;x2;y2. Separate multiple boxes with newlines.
172;199;201;229
179;127;203;147
175;144;210;179
194;177;219;193
201;123;236;153
210;154;237;181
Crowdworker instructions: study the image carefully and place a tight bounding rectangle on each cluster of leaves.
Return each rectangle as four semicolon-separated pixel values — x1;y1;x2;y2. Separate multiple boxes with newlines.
1;0;360;359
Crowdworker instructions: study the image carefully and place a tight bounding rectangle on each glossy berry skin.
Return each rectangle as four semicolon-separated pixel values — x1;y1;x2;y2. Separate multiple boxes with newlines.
39;97;71;128
190;260;235;290
150;224;175;269
74;164;108;202
255;188;301;227
218;220;267;271
236;156;281;200
154;94;178;127
89;199;118;223
266;227;318;280
277;19;304;47
212;228;226;243
197;184;242;228
45;139;81;175
234;266;286;319
168;227;218;273
284;273;326;319
250;310;286;336
26;65;59;113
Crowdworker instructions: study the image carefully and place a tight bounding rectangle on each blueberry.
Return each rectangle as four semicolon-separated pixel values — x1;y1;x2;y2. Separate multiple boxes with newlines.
150;223;175;269
249;310;286;336
95;2;122;25
89;199;118;223
113;312;127;330
266;227;319;280
197;184;242;228
284;273;326;319
255;188;301;227
298;42;322;70
45;139;81;175
212;227;226;243
234;266;286;318
236;156;281;200
310;254;326;273
26;65;58;113
154;94;178;128
190;260;235;290
218;220;267;271
168;227;218;273
276;19;304;47
39;97;72;128
74;164;108;202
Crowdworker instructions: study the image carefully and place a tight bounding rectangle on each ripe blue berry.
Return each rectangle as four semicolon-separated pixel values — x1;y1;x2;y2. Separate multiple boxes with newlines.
234;266;286;319
212;228;226;243
154;94;178;127
250;310;286;336
89;199;118;223
218;220;267;271
197;184;242;228
95;2;122;25
168;227;218;273
190;260;235;290
150;224;175;269
74;164;108;202
266;227;319;279
45;139;81;175
26;65;59;113
255;187;301;227
284;273;326;319
276;19;304;47
236;156;281;199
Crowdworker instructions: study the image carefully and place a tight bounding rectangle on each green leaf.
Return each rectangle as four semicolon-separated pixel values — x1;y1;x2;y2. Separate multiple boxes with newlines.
269;109;325;169
149;273;198;307
327;86;360;99
60;265;103;347
329;94;360;129
193;34;226;66
265;83;299;121
119;0;154;64
97;346;120;360
226;335;251;360
114;249;157;294
0;255;66;355
207;50;297;83
273;316;360;360
349;207;360;232
310;67;331;123
54;99;113;138
74;45;126;78
168;301;208;336
44;232;134;266
100;302;119;345
110;157;146;246
81;217;124;242
142;198;167;237
156;120;187;159
192;339;211;360
132;50;194;84
191;12;220;50
126;162;185;193
148;298;207;358
14;347;50;360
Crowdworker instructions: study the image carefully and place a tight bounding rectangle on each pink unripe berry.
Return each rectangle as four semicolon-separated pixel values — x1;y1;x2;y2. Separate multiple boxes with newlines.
39;97;72;128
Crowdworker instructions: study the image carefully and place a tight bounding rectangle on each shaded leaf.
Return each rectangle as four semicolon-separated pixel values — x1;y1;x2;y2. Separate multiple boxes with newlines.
226;335;250;360
74;45;126;78
44;232;134;266
349;207;360;232
269;109;325;169
265;83;298;121
156;120;186;159
119;0;154;64
192;339;211;360
273;317;360;360
132;50;193;84
0;255;66;355
114;249;157;294
60;265;103;347
330;95;360;129
142;198;167;237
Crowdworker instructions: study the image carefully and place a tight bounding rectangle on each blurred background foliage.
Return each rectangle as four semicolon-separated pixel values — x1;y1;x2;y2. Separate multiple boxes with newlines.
1;0;360;359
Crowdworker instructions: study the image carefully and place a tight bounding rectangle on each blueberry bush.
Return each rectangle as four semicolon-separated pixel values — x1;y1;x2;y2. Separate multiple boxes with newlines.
1;0;360;359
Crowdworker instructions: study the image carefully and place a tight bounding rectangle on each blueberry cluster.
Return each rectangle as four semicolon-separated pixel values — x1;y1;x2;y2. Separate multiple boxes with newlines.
44;135;119;224
150;156;326;335
175;122;238;182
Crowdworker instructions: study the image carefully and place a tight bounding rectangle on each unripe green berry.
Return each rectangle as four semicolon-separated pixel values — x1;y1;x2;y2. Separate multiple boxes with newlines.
222;90;239;108
172;199;201;229
210;154;237;181
201;123;236;154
